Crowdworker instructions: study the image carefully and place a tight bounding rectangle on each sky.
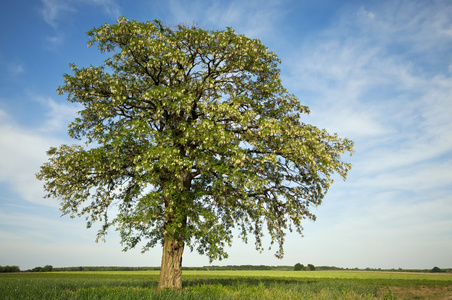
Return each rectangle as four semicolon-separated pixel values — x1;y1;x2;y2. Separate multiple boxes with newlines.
1;0;451;271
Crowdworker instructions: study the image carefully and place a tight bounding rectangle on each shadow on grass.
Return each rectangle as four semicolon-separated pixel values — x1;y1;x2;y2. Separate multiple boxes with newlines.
180;276;389;298
182;276;326;288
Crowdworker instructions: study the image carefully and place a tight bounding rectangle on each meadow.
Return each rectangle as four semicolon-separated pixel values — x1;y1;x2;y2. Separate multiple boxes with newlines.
1;270;452;299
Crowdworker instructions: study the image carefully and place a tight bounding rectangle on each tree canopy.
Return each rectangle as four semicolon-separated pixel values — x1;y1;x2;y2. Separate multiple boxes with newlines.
37;17;354;289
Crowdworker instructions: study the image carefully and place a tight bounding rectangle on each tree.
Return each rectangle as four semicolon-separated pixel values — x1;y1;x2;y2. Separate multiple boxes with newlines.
42;265;53;272
294;263;304;271
307;264;316;271
431;266;443;273
36;17;354;290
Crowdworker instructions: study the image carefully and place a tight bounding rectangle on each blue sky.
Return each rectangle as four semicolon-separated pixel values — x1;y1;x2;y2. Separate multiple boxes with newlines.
1;0;451;270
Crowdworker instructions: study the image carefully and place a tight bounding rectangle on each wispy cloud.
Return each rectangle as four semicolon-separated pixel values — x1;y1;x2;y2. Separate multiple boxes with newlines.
0;59;26;78
45;34;65;48
7;63;25;77
163;2;452;269
3;0;450;270
355;1;452;56
287;1;452;148
91;0;122;17
168;0;286;38
281;1;452;268
0;208;158;269
40;0;122;28
304;193;452;268
36;97;82;134
0;98;79;207
40;0;74;28
0;116;56;207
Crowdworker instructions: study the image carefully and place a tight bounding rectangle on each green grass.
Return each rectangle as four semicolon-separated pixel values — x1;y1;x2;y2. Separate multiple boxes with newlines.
1;270;451;299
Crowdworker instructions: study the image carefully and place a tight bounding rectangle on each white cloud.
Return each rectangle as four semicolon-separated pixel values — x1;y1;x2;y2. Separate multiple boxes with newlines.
36;97;82;134
0;124;54;204
0;99;79;207
0;115;56;207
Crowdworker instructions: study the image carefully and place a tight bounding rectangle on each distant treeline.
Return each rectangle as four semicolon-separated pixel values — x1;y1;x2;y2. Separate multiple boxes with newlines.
3;265;450;273
0;266;20;273
52;266;161;272
51;265;451;273
28;265;54;272
50;265;290;272
187;265;290;271
316;266;452;273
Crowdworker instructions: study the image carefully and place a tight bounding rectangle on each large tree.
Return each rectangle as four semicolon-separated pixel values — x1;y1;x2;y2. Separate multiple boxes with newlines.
37;17;354;290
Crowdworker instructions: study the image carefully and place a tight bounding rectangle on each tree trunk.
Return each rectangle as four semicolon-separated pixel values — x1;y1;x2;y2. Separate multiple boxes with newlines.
158;235;185;291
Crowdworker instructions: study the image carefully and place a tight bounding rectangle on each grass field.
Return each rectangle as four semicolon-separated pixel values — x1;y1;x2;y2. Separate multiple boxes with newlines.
1;270;451;299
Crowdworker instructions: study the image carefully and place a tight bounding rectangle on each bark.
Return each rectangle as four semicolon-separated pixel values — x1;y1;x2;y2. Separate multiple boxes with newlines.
158;235;185;290
157;171;190;291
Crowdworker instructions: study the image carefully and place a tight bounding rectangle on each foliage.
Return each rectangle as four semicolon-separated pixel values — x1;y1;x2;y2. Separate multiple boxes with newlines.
307;264;316;271
294;263;304;271
36;17;354;281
